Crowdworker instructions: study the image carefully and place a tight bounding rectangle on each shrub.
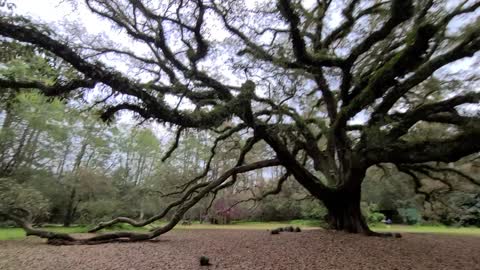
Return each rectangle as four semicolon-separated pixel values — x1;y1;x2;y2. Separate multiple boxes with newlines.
300;200;327;220
398;208;422;225
368;212;386;224
361;202;385;225
77;199;126;225
0;177;50;224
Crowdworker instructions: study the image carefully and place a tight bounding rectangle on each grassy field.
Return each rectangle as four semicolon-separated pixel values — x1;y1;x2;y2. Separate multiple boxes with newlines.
0;220;319;240
1;221;479;240
372;224;480;235
0;226;87;241
168;220;323;230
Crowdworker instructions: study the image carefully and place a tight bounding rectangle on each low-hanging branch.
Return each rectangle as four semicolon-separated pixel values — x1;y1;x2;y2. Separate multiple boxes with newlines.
226;172;291;211
400;163;480;187
162;124;248;198
90;134;260;233
5;159;280;244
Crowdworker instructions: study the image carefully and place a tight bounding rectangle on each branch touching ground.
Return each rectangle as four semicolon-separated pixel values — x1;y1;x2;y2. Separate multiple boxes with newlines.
2;159;280;245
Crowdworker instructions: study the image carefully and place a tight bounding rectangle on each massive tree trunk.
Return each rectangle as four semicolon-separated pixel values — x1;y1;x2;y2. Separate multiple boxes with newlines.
321;183;400;237
323;188;370;234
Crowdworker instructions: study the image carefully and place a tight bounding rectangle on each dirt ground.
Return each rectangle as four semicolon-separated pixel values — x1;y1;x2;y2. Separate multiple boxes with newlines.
0;229;479;270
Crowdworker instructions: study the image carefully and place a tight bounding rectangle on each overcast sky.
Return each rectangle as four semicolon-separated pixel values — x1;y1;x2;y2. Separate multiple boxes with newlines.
16;0;69;19
16;0;97;28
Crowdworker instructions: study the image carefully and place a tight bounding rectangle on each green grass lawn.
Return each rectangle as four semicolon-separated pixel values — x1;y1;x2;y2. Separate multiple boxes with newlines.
0;224;150;240
0;226;87;240
372;224;480;235
0;221;318;240
1;221;479;240
172;222;480;236
170;219;324;230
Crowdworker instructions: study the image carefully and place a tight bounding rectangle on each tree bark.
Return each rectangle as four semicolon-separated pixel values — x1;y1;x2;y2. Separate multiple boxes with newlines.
322;187;399;237
323;188;370;234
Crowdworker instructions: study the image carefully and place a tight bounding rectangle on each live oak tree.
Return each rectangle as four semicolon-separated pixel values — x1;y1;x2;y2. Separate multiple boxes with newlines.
1;0;480;244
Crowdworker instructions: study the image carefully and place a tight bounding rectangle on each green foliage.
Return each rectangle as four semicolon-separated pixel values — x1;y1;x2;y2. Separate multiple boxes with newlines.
299;200;327;220
372;224;480;236
431;192;480;227
0;177;50;222
368;212;386;224
77;199;124;225
458;198;480;227
1;223;480;241
361;202;386;225
251;198;303;221
0;226;86;240
363;165;414;211
398;208;422;225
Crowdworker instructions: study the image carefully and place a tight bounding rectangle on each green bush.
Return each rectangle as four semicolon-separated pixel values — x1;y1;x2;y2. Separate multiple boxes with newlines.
453;193;480;227
361;202;385;225
299;200;327;220
77;199;127;225
368;212;386;224
0;177;50;223
398;208;422;225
